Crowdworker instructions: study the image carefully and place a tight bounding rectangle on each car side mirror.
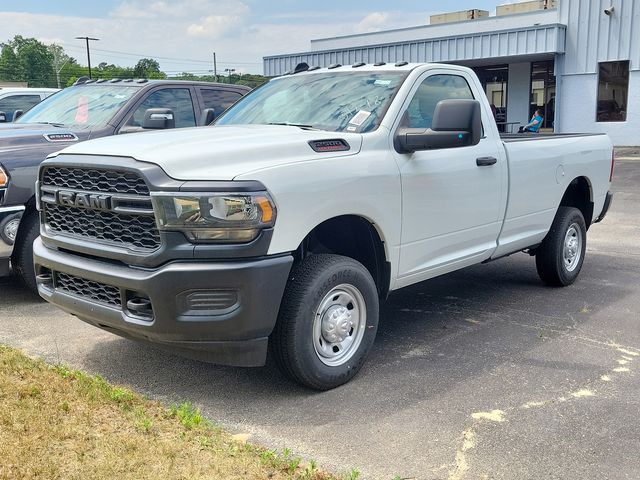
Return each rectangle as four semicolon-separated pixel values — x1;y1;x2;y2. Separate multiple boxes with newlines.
12;110;24;121
142;108;175;129
0;111;6;123
199;108;216;126
395;99;482;153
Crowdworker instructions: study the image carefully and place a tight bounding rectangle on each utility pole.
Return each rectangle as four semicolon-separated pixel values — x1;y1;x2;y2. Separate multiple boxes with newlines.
224;68;236;84
213;52;217;82
76;36;99;78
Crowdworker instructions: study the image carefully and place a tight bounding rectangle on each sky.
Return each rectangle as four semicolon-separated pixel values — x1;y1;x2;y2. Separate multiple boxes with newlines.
0;0;517;75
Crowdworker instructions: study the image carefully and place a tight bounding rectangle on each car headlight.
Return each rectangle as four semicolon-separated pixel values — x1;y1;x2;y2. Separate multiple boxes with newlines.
151;192;276;243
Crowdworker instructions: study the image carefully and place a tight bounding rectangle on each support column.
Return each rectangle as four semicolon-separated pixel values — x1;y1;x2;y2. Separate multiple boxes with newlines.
507;62;531;131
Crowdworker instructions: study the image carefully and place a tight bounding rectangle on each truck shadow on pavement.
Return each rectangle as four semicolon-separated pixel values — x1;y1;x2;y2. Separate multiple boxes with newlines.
75;251;636;427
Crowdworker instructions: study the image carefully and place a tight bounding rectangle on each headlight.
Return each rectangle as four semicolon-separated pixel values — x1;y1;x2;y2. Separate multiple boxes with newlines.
0;165;8;187
152;192;276;243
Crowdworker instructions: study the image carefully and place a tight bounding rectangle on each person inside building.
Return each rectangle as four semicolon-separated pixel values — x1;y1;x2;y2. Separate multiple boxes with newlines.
518;109;544;133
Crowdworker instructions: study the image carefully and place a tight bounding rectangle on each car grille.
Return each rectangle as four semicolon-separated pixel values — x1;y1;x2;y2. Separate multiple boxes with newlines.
45;203;160;250
42;166;150;195
41;166;160;252
55;272;121;307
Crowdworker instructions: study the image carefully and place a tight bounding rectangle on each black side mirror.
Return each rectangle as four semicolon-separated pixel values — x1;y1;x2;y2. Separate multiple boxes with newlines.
0;111;6;123
12;110;24;121
395;99;482;153
142;108;175;129
199;108;216;126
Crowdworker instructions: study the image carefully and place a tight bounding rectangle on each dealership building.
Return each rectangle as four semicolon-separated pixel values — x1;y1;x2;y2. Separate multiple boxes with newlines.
264;0;638;146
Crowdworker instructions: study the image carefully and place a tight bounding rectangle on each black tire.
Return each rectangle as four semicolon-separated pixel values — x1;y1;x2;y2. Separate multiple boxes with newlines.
270;254;379;390
11;212;40;293
535;206;587;287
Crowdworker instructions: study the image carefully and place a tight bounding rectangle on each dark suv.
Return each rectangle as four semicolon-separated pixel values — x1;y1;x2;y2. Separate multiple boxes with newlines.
0;78;250;290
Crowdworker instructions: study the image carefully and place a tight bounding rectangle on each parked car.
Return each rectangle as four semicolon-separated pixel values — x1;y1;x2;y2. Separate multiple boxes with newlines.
0;87;59;122
0;78;250;290
33;64;614;389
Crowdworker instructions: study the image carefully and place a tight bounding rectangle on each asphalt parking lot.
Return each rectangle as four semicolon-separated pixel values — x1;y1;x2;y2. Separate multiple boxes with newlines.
1;159;639;480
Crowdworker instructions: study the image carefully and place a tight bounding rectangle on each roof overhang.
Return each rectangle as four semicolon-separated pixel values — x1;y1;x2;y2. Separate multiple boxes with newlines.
264;23;566;77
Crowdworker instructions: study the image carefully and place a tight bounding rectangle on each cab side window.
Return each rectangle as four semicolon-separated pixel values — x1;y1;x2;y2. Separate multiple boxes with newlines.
0;94;42;121
402;75;474;129
199;88;242;117
128;88;196;128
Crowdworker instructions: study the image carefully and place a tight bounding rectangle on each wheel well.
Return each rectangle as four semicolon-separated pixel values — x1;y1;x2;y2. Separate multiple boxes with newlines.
294;215;391;298
11;196;37;253
560;177;593;229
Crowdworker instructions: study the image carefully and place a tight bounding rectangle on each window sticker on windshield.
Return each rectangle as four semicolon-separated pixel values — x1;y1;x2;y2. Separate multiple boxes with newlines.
349;110;371;126
374;79;391;86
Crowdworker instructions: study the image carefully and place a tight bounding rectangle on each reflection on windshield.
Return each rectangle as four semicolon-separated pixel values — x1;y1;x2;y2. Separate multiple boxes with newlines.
16;85;140;128
216;72;406;133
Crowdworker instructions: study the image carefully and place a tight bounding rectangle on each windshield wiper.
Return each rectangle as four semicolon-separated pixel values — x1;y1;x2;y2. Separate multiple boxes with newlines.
34;122;66;127
267;122;318;130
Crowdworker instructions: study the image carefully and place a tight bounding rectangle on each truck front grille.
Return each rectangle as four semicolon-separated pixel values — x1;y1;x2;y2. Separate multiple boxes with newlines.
41;166;160;252
55;272;121;307
45;203;160;250
42;166;150;195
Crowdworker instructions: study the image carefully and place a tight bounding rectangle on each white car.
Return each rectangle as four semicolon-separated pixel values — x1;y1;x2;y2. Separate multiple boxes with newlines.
0;87;59;122
34;63;614;389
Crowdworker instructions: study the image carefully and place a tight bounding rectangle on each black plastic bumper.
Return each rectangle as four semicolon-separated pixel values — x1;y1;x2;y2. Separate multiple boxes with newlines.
594;191;613;223
33;237;293;367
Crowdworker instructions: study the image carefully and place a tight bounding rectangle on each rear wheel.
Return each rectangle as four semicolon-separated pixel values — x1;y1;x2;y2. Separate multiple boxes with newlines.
271;254;379;390
535;207;586;286
11;212;39;293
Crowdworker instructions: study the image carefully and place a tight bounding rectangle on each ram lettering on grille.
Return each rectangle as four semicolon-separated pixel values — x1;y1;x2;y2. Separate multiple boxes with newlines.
41;166;160;252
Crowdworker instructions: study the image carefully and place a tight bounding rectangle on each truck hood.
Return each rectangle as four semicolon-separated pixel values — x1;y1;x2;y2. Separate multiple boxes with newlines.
56;125;363;180
0;123;88;153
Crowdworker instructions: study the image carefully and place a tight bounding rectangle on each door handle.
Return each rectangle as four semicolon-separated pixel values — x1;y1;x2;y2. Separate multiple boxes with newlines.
476;156;497;166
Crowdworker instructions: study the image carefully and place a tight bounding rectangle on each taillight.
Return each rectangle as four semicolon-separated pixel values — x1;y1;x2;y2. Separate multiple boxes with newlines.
609;151;615;182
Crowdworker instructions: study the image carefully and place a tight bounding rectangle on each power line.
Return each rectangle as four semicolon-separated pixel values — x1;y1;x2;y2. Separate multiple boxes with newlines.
57;42;261;65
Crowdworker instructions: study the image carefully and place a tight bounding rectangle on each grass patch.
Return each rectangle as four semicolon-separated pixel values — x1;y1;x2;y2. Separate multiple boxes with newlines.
0;345;354;479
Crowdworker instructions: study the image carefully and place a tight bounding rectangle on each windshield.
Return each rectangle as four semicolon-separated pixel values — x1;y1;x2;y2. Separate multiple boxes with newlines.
216;71;407;133
16;85;140;128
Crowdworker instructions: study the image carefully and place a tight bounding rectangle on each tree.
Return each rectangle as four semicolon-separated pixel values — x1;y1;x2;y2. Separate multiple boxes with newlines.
133;58;162;78
12;36;55;87
0;44;22;82
48;44;81;88
0;36;55;87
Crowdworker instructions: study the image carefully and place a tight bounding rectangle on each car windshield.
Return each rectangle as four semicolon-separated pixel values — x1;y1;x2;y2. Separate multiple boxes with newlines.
216;71;407;133
16;85;140;128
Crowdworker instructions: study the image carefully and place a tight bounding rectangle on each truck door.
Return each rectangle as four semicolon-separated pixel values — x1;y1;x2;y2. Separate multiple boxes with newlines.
391;70;506;286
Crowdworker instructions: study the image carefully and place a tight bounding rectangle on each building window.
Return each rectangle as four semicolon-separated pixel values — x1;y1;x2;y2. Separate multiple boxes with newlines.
472;64;508;131
530;61;555;129
597;61;629;122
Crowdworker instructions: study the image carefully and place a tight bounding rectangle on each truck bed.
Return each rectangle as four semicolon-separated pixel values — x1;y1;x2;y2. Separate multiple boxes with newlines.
500;132;607;142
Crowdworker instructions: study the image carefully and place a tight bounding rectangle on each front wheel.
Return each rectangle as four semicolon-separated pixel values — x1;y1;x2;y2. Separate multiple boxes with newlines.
535;206;587;286
270;254;379;390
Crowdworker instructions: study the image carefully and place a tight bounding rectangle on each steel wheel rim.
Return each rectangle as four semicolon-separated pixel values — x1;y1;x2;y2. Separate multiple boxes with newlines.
312;284;367;366
563;223;582;272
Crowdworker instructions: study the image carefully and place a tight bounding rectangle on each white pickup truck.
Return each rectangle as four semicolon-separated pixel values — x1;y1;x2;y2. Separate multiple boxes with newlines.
34;63;614;390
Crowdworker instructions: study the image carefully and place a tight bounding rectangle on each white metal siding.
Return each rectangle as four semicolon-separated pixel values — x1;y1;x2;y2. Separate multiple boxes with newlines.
560;0;640;73
264;25;565;77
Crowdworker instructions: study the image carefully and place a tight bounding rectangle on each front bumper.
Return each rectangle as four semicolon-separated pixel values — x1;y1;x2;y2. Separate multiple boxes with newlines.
34;238;293;367
0;205;25;276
